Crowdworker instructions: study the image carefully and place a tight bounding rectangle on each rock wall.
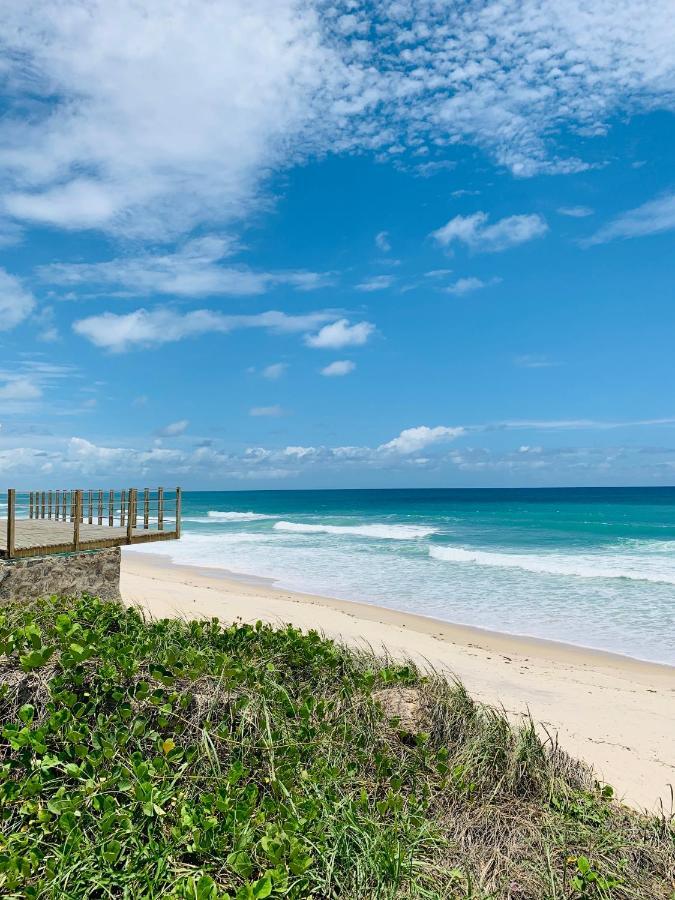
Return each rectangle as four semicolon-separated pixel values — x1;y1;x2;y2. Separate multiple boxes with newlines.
0;547;121;603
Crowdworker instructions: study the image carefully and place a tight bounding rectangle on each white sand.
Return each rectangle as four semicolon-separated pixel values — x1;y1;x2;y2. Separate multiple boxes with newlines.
121;550;675;813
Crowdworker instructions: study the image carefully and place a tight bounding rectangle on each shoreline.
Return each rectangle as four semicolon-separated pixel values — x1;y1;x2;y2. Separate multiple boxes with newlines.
126;548;673;674
121;548;675;813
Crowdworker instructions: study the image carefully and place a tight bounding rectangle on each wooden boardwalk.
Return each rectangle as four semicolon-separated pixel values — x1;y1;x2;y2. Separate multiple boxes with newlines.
1;487;181;559
0;519;178;558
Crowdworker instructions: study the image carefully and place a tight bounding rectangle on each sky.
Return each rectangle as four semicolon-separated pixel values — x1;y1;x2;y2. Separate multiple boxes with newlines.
1;0;675;489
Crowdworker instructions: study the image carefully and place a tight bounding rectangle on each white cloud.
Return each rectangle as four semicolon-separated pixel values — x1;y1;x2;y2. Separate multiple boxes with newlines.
585;192;675;244
4;414;675;483
244;423;467;464
558;206;594;218
5;179;120;230
378;425;465;455
250;405;285;417
73;307;338;352
425;269;453;278
262;362;288;380
39;236;332;298
33;305;60;343
0;360;75;412
0;377;42;402
355;274;394;292
66;436;183;474
415;160;458;178
445;277;494;295
497;416;675;430
375;230;391;252
0;0;673;243
431;212;548;253
157;419;189;436
0;446;56;473
304;318;375;349
0;269;35;331
321;359;355;376
0;1;333;239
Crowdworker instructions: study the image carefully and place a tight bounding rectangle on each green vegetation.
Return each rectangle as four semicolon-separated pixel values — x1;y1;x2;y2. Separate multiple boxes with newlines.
0;595;673;899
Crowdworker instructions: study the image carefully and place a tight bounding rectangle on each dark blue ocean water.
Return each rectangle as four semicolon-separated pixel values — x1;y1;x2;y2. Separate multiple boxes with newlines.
132;487;675;664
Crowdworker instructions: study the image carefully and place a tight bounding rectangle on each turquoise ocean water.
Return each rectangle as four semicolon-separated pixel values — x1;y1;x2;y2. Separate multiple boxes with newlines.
132;488;675;665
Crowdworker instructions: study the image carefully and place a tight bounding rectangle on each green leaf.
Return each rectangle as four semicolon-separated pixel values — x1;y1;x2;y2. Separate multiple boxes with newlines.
19;703;35;724
195;874;218;899
103;839;122;864
19;646;54;672
227;850;254;878
252;875;272;899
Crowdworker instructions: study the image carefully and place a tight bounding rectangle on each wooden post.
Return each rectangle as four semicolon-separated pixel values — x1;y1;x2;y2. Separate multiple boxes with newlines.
63;490;68;521
70;490;74;522
88;489;93;525
132;489;138;529
73;490;82;551
108;490;114;527
29;491;34;519
7;489;16;559
143;488;149;529
126;489;136;543
41;491;46;519
55;490;60;520
175;487;182;538
120;490;127;527
158;487;164;531
48;490;53;519
98;489;103;525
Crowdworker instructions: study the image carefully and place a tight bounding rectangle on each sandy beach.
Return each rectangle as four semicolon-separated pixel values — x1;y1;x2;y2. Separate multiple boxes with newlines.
121;549;675;814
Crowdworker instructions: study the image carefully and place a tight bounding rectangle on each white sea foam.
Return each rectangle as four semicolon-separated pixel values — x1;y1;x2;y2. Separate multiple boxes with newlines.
621;538;675;553
273;521;437;540
133;531;272;555
429;545;675;585
128;529;675;664
196;531;270;544
184;510;278;523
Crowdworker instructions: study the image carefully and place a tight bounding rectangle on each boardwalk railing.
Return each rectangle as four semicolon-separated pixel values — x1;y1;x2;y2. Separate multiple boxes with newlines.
1;487;181;559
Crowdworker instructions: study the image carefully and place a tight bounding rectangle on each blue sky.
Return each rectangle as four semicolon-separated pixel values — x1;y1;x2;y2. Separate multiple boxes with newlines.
1;0;675;488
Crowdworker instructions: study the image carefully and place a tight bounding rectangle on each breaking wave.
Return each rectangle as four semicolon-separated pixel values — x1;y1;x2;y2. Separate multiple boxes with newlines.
183;510;278;523
273;521;437;540
429;545;675;585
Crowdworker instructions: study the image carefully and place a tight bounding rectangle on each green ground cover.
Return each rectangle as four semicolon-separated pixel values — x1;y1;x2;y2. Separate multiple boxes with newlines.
0;595;673;899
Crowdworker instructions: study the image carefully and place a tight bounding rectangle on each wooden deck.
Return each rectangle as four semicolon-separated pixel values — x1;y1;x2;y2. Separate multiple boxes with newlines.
1;487;181;559
0;518;179;559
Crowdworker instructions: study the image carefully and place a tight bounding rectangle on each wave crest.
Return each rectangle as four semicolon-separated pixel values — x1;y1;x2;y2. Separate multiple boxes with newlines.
429;545;675;584
274;521;437;540
184;510;277;523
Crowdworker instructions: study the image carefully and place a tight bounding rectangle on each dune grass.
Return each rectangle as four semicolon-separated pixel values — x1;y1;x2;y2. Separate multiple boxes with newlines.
0;594;673;899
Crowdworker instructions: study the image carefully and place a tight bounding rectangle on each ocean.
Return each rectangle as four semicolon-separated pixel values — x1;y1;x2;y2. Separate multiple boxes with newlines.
133;487;675;666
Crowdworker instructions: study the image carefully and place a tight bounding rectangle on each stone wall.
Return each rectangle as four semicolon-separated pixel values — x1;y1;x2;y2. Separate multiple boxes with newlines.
0;547;121;603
